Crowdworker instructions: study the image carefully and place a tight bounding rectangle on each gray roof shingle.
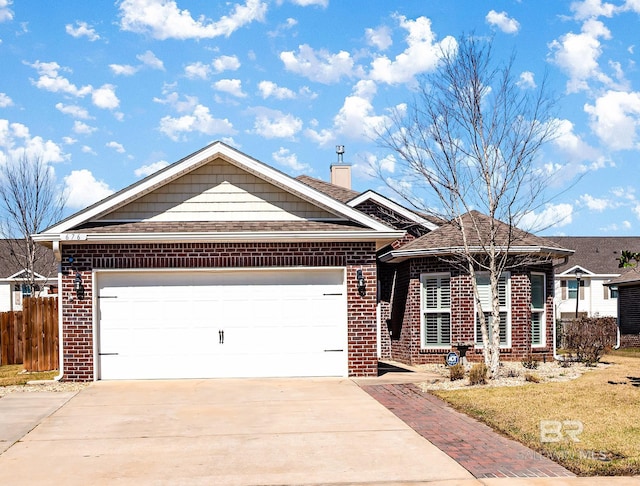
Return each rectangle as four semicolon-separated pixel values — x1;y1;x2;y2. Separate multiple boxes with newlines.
551;236;640;274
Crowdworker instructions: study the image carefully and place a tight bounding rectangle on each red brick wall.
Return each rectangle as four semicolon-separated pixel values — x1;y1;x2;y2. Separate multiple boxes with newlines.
59;242;377;381
381;257;556;366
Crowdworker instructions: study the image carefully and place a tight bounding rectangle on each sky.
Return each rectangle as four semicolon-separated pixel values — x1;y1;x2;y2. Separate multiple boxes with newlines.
1;0;640;236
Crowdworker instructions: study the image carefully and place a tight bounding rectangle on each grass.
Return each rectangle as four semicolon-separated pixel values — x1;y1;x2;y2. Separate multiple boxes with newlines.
432;351;640;476
0;364;57;386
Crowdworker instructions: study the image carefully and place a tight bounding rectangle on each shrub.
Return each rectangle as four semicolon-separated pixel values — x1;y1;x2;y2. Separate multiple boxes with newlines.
522;354;539;370
563;316;617;365
525;372;541;383
469;363;488;385
449;363;465;381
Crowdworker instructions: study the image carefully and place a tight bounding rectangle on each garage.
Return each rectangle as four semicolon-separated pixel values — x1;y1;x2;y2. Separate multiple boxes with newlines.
96;268;347;380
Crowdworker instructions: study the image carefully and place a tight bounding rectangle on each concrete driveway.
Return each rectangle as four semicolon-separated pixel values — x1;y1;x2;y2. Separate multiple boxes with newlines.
0;378;474;485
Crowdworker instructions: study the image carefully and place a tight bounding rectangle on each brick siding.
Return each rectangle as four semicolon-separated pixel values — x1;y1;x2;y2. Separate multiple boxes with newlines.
379;256;556;366
60;242;377;381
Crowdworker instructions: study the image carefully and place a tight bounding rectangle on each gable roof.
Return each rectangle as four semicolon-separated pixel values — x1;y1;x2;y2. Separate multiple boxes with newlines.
380;210;573;263
34;142;404;250
0;239;57;280
552;236;640;276
605;267;640;287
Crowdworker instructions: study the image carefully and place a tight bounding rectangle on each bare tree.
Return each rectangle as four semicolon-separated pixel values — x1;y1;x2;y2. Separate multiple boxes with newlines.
377;35;560;377
0;152;65;296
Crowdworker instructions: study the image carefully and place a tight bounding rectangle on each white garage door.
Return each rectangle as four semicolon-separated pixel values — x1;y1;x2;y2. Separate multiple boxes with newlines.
96;268;347;380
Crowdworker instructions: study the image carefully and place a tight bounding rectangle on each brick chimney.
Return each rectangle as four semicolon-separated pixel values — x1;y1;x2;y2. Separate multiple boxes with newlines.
330;145;351;189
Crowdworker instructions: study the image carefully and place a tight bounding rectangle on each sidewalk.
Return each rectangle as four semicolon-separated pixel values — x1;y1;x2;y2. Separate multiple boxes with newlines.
363;383;575;479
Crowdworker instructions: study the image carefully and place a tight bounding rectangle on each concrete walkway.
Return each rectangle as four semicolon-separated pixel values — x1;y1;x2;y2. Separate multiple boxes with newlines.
0;391;76;454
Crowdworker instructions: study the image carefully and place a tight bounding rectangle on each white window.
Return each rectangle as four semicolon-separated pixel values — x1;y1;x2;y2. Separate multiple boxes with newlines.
421;274;451;347
475;273;510;346
530;273;546;347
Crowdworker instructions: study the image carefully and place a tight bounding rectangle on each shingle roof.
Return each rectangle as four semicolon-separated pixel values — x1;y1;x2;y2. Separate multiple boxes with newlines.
399;211;570;252
0;239;57;279
295;175;360;203
551;236;640;275
605;267;640;286
72;220;368;234
380;211;572;261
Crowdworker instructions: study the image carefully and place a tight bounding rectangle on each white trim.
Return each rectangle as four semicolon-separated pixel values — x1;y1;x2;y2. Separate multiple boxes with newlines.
39;142;397;236
347;191;439;231
380;245;573;263
530;272;546;348
420;272;452;349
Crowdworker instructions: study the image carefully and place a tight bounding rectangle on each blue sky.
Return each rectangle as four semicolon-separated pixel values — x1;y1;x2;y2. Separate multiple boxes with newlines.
0;0;639;236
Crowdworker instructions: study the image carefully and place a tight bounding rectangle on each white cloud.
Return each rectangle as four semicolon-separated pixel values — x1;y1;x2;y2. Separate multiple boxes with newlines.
159;104;236;141
280;44;358;84
213;78;247;98
212;54;241;73
119;0;267;40
548;19;613;93
365;26;392;50
134;160;169;177
485;10;520;34
106;141;125;153
63;169;113;209
110;63;138;76
288;0;327;6
62;136;77;145
81;145;96;155
92;84;120;110
272;147;311;173
571;0;618;20
65;21;100;41
258;80;296;99
368;15;456;85
552;118;603;167
73;120;96;135
0;119;66;164
253;110;302;138
579;193;612;211
184;61;211;80
0;0;13;23
517;71;537;89
137;50;165;70
55;102;91;119
305;80;394;146
584;90;640;150
28;60;93;97
519;203;574;232
0;92;13;107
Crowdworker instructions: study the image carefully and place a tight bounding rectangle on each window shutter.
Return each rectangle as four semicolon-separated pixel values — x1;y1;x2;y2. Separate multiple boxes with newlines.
561;280;567;300
603;284;609;300
579;280;585;300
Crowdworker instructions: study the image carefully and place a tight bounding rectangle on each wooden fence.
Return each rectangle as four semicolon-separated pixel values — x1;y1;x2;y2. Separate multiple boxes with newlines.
0;297;58;371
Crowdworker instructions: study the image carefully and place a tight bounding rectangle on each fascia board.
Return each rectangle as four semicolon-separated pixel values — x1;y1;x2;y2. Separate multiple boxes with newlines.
380;245;574;263
348;191;439;230
41;142;396;235
34;230;405;245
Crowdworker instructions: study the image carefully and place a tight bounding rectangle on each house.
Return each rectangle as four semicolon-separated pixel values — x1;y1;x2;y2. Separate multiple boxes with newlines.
34;142;573;381
604;269;640;348
0;239;57;312
551;237;640;319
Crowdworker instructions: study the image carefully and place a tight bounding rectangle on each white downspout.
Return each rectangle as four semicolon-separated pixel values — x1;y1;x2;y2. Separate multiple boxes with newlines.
53;242;64;381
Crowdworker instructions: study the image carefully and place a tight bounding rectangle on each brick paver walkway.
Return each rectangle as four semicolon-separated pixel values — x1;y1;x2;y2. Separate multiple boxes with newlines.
363;383;575;479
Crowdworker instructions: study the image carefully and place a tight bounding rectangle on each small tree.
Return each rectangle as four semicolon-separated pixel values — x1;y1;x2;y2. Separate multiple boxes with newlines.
377;35;561;378
0;152;65;295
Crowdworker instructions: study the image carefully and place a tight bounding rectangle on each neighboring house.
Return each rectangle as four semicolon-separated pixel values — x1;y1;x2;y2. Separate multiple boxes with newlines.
0;239;57;312
604;269;640;348
33;142;573;381
552;237;640;319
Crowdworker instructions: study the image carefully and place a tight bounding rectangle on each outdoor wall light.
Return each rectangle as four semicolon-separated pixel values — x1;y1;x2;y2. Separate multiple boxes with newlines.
74;271;85;300
356;269;366;297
